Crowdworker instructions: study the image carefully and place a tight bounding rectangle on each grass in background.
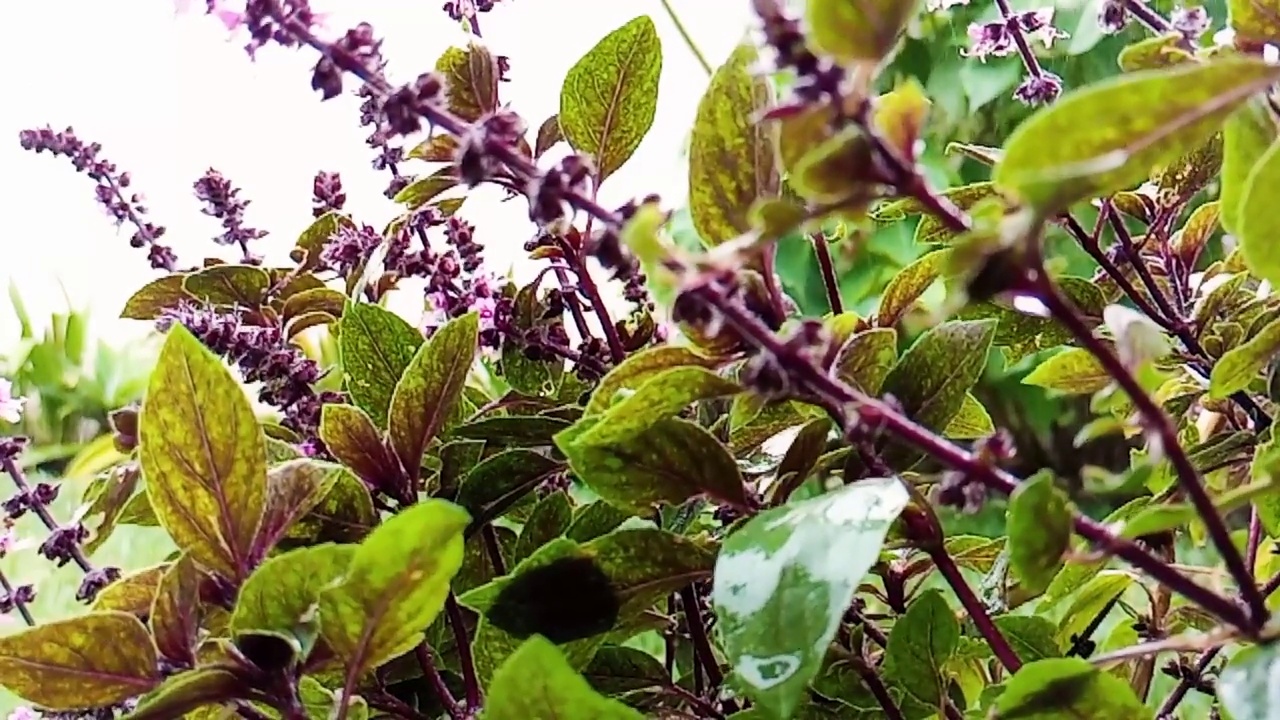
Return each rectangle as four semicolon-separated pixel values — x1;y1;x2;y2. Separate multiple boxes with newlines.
0;473;174;714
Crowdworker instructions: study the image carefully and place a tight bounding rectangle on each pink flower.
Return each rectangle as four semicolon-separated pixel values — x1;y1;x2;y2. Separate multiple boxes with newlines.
0;379;25;424
173;0;247;31
8;708;38;720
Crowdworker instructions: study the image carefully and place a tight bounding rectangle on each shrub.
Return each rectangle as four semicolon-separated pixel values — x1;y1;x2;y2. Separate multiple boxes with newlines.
4;0;1280;718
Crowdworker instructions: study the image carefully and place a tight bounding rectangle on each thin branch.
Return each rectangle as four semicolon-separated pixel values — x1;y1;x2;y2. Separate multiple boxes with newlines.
658;0;713;76
811;232;843;315
931;548;1021;673
413;643;463;720
0;568;34;626
446;593;482;711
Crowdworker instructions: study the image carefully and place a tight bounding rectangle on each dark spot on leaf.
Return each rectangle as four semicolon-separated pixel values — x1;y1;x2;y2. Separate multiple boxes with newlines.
486;557;619;643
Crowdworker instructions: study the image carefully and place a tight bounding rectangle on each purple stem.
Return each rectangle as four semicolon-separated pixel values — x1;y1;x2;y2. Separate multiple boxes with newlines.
446;593;482;710
811;232;843;314
931;549;1021;673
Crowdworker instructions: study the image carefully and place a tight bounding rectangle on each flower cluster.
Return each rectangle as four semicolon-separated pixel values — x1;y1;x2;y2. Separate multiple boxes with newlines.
420;217;513;349
963;8;1067;61
311;170;347;217
156;302;341;438
18;127;178;271
192;169;268;265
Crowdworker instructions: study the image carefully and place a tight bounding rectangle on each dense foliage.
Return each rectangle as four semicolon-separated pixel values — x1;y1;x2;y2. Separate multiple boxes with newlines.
8;0;1280;718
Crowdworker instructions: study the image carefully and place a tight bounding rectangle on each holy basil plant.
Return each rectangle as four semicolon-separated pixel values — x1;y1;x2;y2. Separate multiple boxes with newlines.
7;0;1280;719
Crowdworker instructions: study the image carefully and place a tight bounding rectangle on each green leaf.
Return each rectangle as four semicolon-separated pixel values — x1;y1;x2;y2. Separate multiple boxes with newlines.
993;657;1151;719
1117;33;1193;72
150;554;202;666
483;636;643;719
92;564;167;616
1023;348;1111;395
582;645;670;695
586;347;717;415
688;42;779;246
388;312;479;478
255;458;344;556
182;265;271;307
535;114;563;158
880;319;997;433
292;212;356;271
319;499;469;675
120;274;193;320
1229;0;1280;47
450;415;572;447
338;301;425;427
232;543;353;663
560;416;749;514
877;249;951;327
319;404;404;496
124;668;245;720
139;325;266;581
1054;571;1134;651
804;0;918;63
514;491;574;563
436;42;500;122
712;476;909;718
456;448;563;523
1219;640;1280;720
1006;473;1073;594
558;16;662;181
943;393;995;440
1239;137;1280;288
0;612;161;710
882;589;960;710
392;167;460;209
285;468;379;545
1211;316;1280;398
993;59;1280;212
834;327;898;395
568;366;740;447
993;616;1062;663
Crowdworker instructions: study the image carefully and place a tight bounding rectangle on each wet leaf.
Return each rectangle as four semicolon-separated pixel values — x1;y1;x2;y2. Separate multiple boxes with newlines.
436;42;500;122
805;0;918;63
992;657;1151;719
1211;316;1280;398
0;612;160;710
320;500;468;674
688;42;779;247
120;274;193;320
151;554;203;666
712;476;909;718
1023;348;1111;395
558;15;663;180
338;301;424;427
183;265;271;308
484;636;643;719
994;59;1280;212
139;325;266;582
882;590;959;710
1006;473;1073;594
388;312;478;476
560;416;749;514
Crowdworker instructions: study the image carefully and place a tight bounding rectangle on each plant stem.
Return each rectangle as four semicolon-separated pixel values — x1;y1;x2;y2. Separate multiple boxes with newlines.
679;585;724;689
446;593;482;710
1027;265;1268;631
811;232;843;314
481;524;507;576
696;286;1252;631
1105;208;1184;332
931;549;1021;673
851;660;906;720
658;0;713;76
413;643;464;720
1;455;92;574
0;568;34;626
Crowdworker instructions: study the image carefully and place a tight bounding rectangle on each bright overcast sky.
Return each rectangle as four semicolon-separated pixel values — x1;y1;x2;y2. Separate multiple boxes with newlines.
0;1;755;346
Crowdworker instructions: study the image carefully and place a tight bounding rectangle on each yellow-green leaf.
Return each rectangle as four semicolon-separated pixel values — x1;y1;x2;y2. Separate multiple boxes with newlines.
943;393;994;440
877;249;951;327
1023;348;1111;395
1238;136;1280;287
484;636;643;719
1210;316;1280;399
805;0;919;63
139;326;267;581
994;58;1280;213
0;612;161;710
320;499;470;675
585;346;718;415
558;16;663;180
1229;0;1280;47
436;42;500;122
688;43;779;246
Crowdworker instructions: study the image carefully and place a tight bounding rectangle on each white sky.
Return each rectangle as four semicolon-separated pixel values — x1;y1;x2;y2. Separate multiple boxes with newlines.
0;1;755;347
